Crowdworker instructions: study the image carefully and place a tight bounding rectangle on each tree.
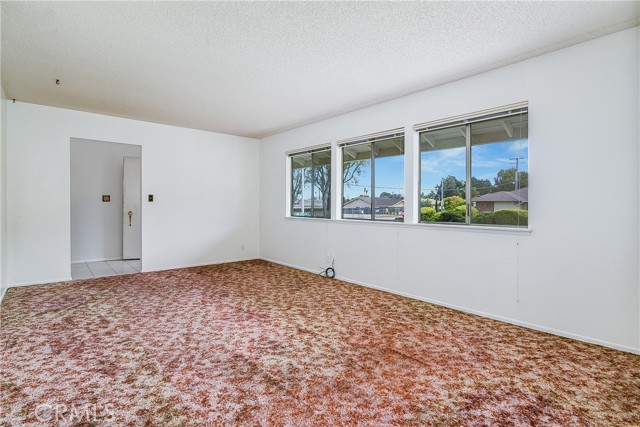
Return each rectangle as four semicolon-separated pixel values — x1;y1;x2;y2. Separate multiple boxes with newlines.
494;168;528;192
435;175;465;199
379;192;403;199
311;164;331;217
342;159;369;203
343;159;369;188
292;163;331;217
471;177;493;197
307;159;368;216
291;168;302;208
294;158;374;216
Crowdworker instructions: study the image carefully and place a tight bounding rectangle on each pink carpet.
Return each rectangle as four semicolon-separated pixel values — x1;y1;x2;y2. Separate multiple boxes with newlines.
1;260;639;426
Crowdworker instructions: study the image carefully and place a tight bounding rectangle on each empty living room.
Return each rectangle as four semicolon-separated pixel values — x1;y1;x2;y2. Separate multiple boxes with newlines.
1;2;639;426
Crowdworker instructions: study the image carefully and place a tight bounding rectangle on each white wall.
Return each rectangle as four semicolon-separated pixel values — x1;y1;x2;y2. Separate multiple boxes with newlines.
1;88;7;300
71;138;141;262
7;103;259;285
259;28;640;353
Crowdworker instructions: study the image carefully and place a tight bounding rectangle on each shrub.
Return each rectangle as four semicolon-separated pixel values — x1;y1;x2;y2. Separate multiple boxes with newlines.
475;212;496;224
493;209;528;226
451;205;479;217
420;207;436;221
434;209;465;223
444;196;465;210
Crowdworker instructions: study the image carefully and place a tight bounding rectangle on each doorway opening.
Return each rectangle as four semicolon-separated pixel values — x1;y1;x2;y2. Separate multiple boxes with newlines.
70;138;142;279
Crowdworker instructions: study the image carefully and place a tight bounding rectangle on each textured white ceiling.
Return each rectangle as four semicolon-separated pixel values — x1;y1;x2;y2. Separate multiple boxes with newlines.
1;2;638;138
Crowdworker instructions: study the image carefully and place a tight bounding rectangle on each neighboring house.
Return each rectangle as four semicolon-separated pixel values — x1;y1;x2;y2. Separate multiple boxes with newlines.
473;187;528;212
343;197;403;215
420;198;437;207
389;199;404;215
292;198;327;216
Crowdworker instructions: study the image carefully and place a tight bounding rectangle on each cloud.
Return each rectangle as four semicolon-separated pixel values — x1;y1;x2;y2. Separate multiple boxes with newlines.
506;139;528;153
420;147;465;174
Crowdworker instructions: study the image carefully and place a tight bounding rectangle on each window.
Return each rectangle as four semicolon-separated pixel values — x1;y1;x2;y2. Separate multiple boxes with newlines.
418;105;528;227
290;147;331;218
419;125;467;222
341;130;404;221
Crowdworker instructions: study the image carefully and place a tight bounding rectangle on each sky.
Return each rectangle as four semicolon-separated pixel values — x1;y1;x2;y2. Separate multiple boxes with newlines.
320;137;528;201
420;139;528;195
343;154;404;199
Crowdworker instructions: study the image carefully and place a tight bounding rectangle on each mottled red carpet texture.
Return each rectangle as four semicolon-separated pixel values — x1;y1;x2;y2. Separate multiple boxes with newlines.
1;260;639;426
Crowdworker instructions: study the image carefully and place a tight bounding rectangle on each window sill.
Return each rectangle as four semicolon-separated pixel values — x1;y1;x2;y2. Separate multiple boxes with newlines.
284;216;532;235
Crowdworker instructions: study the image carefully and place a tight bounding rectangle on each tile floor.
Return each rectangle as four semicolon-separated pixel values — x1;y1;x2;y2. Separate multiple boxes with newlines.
71;260;141;280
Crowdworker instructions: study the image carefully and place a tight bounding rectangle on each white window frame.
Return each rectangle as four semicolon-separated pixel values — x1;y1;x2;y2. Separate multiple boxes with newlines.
338;128;405;222
286;144;332;219
415;102;529;227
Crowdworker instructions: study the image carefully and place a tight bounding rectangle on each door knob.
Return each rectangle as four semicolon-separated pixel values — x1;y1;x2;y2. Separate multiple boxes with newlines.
128;210;133;226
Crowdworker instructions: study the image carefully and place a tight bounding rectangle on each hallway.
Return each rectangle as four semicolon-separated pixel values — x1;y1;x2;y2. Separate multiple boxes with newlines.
71;260;141;280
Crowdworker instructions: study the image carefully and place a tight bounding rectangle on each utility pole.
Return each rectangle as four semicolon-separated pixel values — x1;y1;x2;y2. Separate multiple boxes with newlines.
440;177;445;211
510;157;524;191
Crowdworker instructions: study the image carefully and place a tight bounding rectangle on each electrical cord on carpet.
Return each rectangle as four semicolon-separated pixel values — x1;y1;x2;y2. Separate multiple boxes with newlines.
319;260;335;279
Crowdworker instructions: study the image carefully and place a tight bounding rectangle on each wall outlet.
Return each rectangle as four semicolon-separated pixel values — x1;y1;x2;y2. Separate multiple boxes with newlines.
241;244;245;251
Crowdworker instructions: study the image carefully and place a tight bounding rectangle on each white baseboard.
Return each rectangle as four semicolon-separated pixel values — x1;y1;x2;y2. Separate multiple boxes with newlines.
260;257;640;355
0;286;8;305
7;255;638;355
8;277;73;288
6;258;259;290
140;257;258;274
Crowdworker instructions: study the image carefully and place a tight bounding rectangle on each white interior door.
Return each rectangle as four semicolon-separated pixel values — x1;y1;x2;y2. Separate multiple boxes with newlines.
123;157;141;260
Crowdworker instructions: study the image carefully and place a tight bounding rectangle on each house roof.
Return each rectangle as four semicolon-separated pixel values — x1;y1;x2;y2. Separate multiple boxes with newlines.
293;199;325;209
473;187;528;203
344;197;403;208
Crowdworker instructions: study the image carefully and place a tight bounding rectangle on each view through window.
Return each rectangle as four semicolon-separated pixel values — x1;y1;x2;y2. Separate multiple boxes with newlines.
342;135;404;221
289;105;528;228
290;148;331;218
419;109;528;226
